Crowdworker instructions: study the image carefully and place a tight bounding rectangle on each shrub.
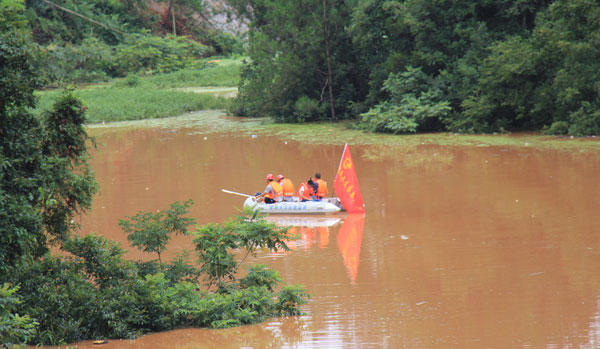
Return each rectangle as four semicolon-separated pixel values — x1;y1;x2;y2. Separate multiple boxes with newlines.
542;121;569;135
36;38;115;86
568;102;600;136
293;96;326;122
359;67;451;134
114;74;142;87
0;284;38;346
114;34;208;76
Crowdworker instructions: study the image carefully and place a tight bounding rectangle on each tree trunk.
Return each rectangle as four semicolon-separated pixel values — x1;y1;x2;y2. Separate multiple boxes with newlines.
172;6;176;36
165;0;176;36
322;0;337;121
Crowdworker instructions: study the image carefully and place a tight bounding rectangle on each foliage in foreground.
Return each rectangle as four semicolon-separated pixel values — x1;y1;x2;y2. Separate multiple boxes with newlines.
0;284;38;346
7;207;308;345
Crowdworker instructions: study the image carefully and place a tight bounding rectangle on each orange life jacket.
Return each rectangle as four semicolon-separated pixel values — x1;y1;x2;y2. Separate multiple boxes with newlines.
265;180;283;200
315;178;328;198
298;182;314;200
280;178;295;197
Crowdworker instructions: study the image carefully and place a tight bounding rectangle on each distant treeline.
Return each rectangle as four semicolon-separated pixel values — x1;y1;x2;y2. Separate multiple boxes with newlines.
227;0;600;136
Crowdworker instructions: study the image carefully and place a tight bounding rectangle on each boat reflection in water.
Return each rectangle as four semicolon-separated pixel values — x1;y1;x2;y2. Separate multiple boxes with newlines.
265;213;365;284
264;215;340;252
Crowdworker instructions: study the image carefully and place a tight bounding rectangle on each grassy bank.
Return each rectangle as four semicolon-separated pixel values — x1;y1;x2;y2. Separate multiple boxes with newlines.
142;58;242;88
35;58;242;123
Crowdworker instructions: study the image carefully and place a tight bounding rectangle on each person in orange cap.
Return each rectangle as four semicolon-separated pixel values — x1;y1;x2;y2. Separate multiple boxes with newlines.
256;173;282;203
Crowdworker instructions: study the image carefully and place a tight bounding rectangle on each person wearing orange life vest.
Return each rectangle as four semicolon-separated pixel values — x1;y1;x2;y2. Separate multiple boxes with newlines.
313;172;328;200
298;178;315;202
257;173;283;204
276;174;295;202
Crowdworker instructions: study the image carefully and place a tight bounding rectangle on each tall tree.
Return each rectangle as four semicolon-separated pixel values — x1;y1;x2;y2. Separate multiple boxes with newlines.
0;0;97;275
321;0;337;121
460;0;600;134
229;0;361;122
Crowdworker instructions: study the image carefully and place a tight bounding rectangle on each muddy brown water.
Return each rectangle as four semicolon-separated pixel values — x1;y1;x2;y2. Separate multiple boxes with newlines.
64;125;600;348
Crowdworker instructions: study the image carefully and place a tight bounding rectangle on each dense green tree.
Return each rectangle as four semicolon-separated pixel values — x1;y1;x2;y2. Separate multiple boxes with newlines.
0;0;39;111
228;0;566;129
460;0;600;134
1;0;94;273
1;90;97;269
229;0;363;122
349;0;555;133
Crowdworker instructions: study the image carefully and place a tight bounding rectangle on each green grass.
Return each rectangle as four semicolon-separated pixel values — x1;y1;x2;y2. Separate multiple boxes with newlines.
34;58;242;123
36;87;231;123
135;59;242;88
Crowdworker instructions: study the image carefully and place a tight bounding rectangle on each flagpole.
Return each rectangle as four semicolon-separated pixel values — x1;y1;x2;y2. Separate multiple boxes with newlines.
333;143;348;198
337;143;348;173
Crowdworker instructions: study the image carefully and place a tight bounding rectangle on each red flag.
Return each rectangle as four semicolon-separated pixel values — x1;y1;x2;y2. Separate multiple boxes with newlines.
334;143;365;213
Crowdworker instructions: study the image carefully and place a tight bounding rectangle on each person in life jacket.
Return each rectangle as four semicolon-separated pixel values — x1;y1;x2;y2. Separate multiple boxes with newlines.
277;174;296;202
257;173;283;203
313;172;328;200
298;178;315;202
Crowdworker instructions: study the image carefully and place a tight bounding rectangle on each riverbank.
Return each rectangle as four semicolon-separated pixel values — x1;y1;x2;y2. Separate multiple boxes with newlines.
35;55;599;152
87;110;600;152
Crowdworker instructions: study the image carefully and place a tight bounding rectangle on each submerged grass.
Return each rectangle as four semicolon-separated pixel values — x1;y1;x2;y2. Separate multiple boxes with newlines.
260;121;600;151
88;112;600;152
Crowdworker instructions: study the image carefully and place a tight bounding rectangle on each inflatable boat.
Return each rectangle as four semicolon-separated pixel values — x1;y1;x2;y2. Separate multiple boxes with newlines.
243;197;341;214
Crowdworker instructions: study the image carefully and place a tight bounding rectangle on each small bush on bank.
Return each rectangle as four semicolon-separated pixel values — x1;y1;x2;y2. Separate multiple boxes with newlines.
293;96;327;123
543;121;569;135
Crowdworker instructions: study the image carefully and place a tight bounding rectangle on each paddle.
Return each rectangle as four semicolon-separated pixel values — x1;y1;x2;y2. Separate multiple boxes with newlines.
221;189;255;198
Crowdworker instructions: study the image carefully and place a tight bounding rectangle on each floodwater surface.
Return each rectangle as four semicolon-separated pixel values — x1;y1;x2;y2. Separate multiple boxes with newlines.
69;121;600;348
